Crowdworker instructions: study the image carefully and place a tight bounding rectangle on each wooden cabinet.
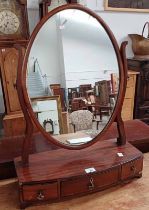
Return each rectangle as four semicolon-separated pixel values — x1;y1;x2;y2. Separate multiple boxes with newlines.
0;48;21;113
3;113;25;137
121;71;138;121
127;58;149;124
15;140;143;209
0;47;26;137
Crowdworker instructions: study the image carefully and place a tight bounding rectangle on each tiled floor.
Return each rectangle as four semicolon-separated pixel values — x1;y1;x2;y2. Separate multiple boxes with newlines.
0;153;149;210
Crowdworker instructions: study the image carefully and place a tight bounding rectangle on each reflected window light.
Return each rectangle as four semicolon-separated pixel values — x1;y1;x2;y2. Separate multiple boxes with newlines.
59;19;68;29
58;9;101;28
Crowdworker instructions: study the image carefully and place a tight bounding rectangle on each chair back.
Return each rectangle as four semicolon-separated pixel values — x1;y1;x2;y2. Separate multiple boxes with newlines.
70;110;93;132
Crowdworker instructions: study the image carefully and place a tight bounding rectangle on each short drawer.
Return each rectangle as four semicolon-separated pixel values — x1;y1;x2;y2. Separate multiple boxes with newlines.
121;158;143;180
61;167;119;197
23;182;58;202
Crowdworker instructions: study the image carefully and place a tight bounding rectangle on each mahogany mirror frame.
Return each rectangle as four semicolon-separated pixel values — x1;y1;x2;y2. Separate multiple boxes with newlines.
18;4;127;161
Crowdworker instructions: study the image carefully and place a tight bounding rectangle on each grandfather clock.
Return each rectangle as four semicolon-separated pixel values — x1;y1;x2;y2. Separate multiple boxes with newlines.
39;0;78;19
0;0;29;137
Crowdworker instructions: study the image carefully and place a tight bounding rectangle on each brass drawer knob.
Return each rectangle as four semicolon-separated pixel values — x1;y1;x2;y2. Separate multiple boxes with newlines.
37;191;45;201
130;165;136;174
88;177;95;190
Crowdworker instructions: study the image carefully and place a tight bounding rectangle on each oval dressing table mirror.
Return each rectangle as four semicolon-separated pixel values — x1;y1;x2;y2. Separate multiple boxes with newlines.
14;4;143;209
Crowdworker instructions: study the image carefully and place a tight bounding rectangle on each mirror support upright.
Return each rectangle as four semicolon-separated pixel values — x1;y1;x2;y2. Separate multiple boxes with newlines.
15;44;33;165
116;41;128;146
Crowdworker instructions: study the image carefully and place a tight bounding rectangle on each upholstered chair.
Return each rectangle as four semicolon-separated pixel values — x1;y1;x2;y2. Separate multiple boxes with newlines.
69;110;94;132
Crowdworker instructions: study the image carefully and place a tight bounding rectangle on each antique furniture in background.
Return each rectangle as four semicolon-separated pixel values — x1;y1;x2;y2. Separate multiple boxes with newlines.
121;71;139;121
127;58;149;124
31;96;63;135
39;0;78;19
95;80;112;117
128;22;149;59
79;84;92;97
50;84;67;111
14;4;143;209
0;0;29;137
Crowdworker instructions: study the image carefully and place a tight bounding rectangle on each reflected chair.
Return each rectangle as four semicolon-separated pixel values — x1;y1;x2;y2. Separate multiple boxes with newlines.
70;110;100;132
70;110;93;132
95;80;112;119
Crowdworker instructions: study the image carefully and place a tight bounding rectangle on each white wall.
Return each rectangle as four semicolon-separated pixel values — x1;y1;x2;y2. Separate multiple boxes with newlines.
84;0;149;57
27;9;40;34
61;13;118;88
28;10;119;90
28;16;62;85
27;1;149;57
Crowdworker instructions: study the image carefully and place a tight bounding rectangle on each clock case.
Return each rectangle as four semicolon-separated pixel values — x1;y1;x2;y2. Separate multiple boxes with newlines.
39;0;78;19
0;0;29;43
0;0;29;137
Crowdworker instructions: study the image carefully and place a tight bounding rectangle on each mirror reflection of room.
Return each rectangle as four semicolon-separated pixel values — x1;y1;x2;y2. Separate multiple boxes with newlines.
27;9;119;143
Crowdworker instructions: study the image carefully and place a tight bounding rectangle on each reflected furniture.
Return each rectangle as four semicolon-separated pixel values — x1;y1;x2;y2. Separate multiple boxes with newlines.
43;119;54;134
121;71;139;121
70;110;93;132
127;58;149;124
111;73;119;93
31;96;63;135
71;97;86;111
95;80;112;117
79;84;92;97
50;84;67;111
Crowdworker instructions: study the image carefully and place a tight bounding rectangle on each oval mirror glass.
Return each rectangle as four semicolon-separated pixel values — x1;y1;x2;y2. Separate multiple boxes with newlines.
26;8;120;146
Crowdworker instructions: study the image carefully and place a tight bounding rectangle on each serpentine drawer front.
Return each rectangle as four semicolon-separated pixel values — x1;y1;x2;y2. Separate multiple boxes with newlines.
121;157;143;180
61;167;120;197
22;182;58;202
14;141;143;209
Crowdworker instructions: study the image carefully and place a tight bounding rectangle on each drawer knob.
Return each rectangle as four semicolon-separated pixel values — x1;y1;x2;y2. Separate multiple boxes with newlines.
130;165;136;174
37;191;45;201
88;177;95;190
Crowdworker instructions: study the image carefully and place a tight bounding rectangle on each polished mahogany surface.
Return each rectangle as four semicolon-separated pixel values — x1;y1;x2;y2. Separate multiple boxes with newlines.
14;139;143;208
15;139;143;183
0;119;147;180
13;3;143;209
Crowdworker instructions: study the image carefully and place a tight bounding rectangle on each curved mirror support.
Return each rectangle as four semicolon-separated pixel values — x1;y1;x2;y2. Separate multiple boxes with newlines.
26;8;120;146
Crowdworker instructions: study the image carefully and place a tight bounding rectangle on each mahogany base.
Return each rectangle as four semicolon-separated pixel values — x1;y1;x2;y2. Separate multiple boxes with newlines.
14;139;143;209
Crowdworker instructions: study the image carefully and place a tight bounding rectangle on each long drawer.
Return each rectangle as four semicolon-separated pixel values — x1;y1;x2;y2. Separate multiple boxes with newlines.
61;167;120;197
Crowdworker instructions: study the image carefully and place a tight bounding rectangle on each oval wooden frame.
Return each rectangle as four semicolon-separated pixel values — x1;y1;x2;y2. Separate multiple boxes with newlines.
21;3;126;150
